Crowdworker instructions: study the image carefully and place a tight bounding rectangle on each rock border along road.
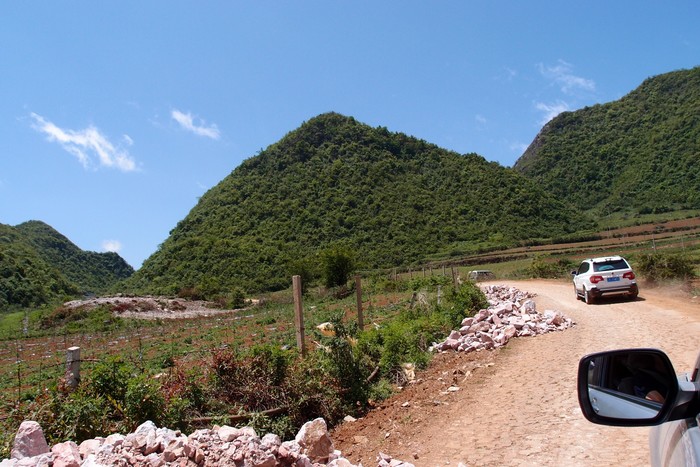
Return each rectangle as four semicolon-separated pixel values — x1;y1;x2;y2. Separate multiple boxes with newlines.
347;279;700;466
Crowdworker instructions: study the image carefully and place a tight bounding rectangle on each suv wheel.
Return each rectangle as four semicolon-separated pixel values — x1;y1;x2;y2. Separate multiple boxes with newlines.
584;288;595;305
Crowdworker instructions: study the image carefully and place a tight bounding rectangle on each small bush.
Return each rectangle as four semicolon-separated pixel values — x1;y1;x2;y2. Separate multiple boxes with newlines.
443;282;488;328
288;258;318;294
408;274;450;292
47;389;112;443
320;320;369;405
91;356;134;402
321;247;355;289
124;374;165;429
636;253;696;282
283;354;345;427
527;256;576;279
212;345;290;411
228;287;246;309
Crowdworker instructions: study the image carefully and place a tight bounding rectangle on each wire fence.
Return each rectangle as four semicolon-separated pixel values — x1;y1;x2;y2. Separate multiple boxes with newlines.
0;308;293;418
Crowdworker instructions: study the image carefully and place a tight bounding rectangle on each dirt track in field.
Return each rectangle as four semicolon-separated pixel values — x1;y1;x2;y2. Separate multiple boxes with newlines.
331;279;700;466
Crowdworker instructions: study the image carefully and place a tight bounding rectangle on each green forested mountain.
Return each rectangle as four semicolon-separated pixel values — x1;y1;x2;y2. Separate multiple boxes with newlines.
125;113;590;294
0;221;134;309
514;66;700;215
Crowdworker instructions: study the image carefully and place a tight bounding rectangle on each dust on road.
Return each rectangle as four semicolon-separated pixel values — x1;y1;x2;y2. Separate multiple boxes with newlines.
332;279;700;466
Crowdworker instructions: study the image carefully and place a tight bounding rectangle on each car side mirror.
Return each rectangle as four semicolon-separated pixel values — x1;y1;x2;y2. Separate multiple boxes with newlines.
570;270;578;276
577;349;680;426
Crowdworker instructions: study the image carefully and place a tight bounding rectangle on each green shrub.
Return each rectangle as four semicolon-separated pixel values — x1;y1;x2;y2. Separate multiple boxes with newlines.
283;353;345;427
228;287;246;308
124;374;165;429
321;247;355;289
408;274;450;291
367;377;394;402
443;282;488;328
377;317;437;381
636;253;696;281
90;356;134;402
527;256;576;279
319;320;369;405
288;258;318;294
39;388;112;444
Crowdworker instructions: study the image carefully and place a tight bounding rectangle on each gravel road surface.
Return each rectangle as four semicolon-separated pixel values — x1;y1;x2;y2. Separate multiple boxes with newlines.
332;279;700;466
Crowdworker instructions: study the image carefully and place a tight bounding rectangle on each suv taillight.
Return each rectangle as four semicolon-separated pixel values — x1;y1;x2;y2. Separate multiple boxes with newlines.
623;271;635;280
590;275;604;284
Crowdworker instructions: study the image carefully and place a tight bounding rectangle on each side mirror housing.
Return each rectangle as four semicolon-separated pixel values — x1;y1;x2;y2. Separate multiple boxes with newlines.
577;348;682;426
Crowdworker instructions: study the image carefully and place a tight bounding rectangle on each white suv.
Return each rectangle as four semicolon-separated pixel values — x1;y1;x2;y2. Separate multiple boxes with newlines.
571;255;639;304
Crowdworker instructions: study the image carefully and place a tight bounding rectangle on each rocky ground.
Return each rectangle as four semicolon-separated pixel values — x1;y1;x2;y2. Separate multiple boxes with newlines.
62;295;253;320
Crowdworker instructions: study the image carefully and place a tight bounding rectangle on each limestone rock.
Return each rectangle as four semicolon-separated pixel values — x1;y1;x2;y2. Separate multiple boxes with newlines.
11;421;50;460
431;285;575;354
295;418;334;463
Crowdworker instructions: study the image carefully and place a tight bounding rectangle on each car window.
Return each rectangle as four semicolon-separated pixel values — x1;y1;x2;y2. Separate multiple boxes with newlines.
578;262;590;274
593;259;629;272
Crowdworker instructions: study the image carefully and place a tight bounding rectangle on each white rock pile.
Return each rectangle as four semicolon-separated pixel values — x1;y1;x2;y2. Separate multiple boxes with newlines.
2;419;414;467
431;285;574;353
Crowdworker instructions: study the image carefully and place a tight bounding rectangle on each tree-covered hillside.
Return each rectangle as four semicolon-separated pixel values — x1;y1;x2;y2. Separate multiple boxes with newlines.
515;67;700;215
125;113;590;294
0;224;78;309
0;221;134;309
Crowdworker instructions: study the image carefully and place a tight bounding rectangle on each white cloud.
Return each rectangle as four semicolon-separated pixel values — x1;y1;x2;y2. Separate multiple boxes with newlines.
503;67;517;81
29;113;137;172
102;240;122;253
171;109;220;140
475;114;487;125
535;100;570;125
538;60;595;94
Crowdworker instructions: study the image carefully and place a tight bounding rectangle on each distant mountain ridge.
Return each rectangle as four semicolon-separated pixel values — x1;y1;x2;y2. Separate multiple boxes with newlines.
515;66;700;215
0;221;134;309
9;68;697;303
124;112;590;294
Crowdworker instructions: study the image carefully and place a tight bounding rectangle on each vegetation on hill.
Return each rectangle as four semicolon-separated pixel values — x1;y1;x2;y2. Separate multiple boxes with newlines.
515;66;700;216
0;224;77;309
125;113;590;295
0;221;134;310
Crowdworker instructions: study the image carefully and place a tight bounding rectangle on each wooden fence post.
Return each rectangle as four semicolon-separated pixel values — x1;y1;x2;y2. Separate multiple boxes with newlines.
292;276;306;357
355;275;364;330
66;346;81;390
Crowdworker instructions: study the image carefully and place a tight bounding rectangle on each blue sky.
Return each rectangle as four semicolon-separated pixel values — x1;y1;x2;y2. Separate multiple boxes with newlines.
1;2;698;269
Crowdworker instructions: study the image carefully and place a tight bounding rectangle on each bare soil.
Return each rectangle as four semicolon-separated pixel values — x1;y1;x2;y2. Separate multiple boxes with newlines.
331;279;700;466
62;295;252;319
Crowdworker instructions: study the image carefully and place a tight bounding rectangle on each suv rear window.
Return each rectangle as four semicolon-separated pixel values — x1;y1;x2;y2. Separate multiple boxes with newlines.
593;259;629;272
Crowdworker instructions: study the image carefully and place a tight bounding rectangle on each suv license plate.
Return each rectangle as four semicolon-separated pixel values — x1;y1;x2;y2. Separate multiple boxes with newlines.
607;277;620;282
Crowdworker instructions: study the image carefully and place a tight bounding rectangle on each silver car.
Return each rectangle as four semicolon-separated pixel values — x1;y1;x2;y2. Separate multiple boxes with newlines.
577;348;700;466
571;255;639;304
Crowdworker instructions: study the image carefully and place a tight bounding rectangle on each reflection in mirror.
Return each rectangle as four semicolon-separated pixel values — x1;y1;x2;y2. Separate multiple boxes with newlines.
585;350;673;420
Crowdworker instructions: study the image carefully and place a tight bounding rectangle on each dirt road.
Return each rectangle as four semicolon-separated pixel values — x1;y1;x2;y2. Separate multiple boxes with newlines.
332;279;700;466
